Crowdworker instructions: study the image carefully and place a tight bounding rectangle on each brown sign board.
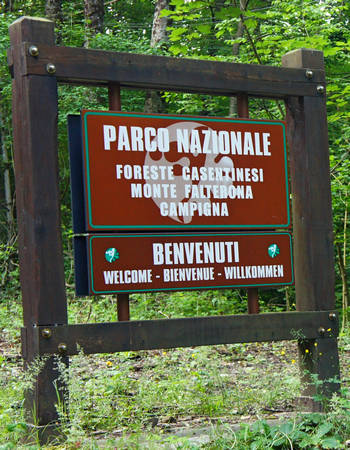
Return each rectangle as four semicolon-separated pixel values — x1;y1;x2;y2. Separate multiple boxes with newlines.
81;110;290;231
85;232;294;294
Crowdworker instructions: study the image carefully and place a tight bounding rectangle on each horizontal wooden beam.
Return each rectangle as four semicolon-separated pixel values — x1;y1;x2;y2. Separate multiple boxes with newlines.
11;43;325;98
27;311;339;356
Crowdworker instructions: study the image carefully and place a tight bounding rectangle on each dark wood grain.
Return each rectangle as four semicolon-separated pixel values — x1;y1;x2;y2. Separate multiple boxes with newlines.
282;48;340;407
236;93;260;315
31;311;338;355
10;16;68;431
283;49;334;312
108;82;121;110
20;43;324;97
10;25;67;327
298;337;340;408
107;82;131;321
10;16;55;46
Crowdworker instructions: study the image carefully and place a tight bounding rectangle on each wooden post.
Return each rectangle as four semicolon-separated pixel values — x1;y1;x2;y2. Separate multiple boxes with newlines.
108;83;130;321
9;17;68;442
236;93;259;315
237;93;249;119
282;49;340;408
108;82;121;111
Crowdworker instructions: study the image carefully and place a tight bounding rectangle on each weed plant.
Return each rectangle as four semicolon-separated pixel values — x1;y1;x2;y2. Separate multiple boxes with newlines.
53;343;299;442
0;293;349;448
205;386;350;449
67;288;294;325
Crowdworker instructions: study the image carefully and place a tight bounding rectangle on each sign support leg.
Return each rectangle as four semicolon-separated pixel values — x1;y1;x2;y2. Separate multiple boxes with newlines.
298;337;340;411
108;83;130;321
237;93;260;315
9;17;68;443
282;48;340;409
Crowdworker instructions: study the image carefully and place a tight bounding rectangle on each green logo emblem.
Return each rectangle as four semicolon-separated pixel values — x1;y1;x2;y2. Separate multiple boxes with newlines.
268;244;280;258
105;248;119;263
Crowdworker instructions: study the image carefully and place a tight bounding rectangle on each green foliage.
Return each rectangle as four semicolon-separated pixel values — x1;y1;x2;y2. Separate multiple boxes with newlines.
0;0;349;447
131;289;248;319
160;0;350;317
50;342;301;444
209;416;345;449
0;0;348;317
0;243;19;298
1;287;350;447
163;0;237;57
0;12;15;242
1;329;350;447
0;353;48;447
208;396;350;449
68;287;292;325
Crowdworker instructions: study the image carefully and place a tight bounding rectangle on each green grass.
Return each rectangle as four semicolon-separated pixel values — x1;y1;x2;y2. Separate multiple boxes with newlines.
0;294;349;448
55;343;298;433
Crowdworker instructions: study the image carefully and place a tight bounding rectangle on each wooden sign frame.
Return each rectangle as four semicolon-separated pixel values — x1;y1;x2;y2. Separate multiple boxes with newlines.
8;17;340;444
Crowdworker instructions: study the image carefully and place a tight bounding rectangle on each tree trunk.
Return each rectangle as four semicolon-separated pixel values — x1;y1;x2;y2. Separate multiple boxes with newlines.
145;0;169;113
45;0;62;23
151;0;169;47
336;196;349;332
229;0;249;116
0;109;15;242
3;0;13;12
84;0;104;35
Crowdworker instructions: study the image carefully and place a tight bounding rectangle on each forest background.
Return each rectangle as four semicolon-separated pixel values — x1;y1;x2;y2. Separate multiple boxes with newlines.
0;0;348;324
0;0;349;447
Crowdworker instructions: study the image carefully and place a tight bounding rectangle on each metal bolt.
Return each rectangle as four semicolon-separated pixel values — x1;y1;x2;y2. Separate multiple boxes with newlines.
28;45;39;57
57;342;67;353
305;69;313;79
41;328;52;339
46;63;56;75
318;326;326;336
329;312;337;321
317;85;325;94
